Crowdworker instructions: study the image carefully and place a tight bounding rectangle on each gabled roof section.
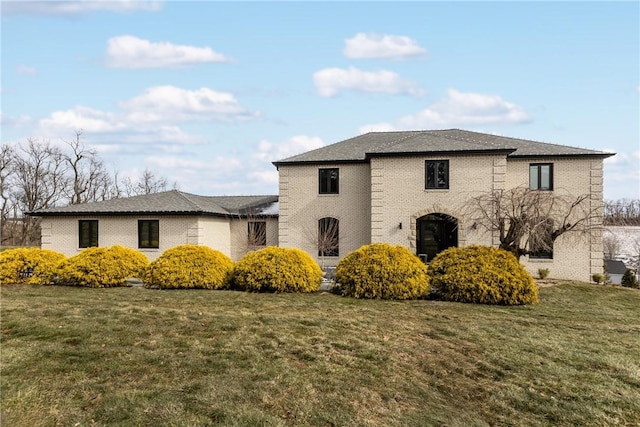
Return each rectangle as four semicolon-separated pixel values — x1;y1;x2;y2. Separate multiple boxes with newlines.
272;129;613;165
28;190;279;217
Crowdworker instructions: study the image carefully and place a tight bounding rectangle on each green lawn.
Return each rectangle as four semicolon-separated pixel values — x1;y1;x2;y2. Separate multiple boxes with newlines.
1;282;639;426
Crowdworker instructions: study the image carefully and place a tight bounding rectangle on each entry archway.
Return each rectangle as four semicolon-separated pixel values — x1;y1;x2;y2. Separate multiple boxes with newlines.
416;213;458;262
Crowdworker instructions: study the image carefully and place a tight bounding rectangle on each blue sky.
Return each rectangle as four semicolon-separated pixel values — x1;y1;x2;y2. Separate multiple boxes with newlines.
2;1;638;200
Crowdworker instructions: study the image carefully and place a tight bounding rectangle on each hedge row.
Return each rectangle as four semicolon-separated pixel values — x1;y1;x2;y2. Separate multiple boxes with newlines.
1;244;541;305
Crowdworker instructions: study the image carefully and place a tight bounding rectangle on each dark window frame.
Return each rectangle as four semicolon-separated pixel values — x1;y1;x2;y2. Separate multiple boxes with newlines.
529;163;554;191
425;160;450;189
318;217;339;257
319;168;339;194
79;220;98;248
247;221;267;247
138;220;160;249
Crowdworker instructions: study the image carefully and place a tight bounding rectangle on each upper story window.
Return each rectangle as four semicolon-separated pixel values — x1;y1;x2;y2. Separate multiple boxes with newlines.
138;220;159;249
79;220;98;248
247;221;267;247
319;168;339;194
530;163;553;190
425;160;449;189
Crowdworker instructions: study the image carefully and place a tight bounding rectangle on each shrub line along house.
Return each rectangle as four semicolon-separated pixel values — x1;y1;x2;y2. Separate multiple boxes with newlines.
30;129;613;282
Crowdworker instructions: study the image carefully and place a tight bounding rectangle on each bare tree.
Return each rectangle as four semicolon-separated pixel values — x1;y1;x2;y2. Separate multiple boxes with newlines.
122;168;173;196
63;130;114;204
604;199;640;226
465;186;599;259
603;231;622;259
11;138;69;245
0;145;16;245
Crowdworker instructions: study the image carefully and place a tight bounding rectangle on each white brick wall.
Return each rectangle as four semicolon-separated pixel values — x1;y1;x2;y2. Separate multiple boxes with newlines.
278;154;605;282
229;217;278;261
278;163;371;266
41;215;239;261
506;158;604;281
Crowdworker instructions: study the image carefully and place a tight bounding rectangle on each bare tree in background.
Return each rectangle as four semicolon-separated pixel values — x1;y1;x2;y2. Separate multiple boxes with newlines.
603;231;622;259
0;145;16;245
465;186;599;259
604;199;640;226
122;168;172;196
1;132;175;247
63;130;114;204
11;138;69;245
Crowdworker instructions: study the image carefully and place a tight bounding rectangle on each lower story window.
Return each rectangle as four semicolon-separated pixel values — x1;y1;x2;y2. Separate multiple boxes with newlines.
138;220;159;249
247;221;267;247
529;218;554;259
318;217;339;257
79;220;98;248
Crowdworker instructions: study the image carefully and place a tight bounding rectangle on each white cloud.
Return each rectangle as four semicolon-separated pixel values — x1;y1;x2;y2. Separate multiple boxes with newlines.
248;169;279;185
603;149;640;200
106;35;232;69
145;156;211;171
2;1;162;16
39;106;125;133
0;111;33;128
119;86;256;123
36;86;255;149
16;65;37;75
360;88;531;132
602;148;620;164
255;135;325;162
313;66;424;97
344;33;426;60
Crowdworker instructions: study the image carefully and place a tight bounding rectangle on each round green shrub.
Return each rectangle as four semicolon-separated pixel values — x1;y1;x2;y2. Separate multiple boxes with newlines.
427;245;538;305
621;269;639;289
232;246;322;293
145;244;234;289
57;245;149;288
335;243;429;299
0;248;66;286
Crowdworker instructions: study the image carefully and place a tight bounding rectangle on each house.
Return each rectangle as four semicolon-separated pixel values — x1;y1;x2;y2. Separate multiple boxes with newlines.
604;259;627;285
29;191;278;261
272;129;613;282
29;129;612;283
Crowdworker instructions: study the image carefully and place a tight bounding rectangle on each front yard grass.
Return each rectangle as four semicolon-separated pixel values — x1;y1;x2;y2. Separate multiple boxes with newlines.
1;282;639;426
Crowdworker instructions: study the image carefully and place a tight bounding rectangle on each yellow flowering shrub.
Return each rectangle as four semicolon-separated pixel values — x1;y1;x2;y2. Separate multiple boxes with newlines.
0;248;66;286
57;245;149;288
427;245;538;305
335;243;429;299
232;247;322;293
144;245;234;289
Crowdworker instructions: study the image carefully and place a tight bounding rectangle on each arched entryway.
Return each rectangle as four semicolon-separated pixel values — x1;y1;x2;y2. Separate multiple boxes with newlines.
416;213;458;262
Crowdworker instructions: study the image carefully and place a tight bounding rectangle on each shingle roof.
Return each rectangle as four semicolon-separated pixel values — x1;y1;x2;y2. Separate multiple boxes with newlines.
273;129;614;165
28;190;279;217
605;259;627;275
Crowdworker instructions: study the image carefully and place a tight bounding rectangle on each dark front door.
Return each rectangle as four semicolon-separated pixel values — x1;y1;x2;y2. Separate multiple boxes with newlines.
417;214;458;262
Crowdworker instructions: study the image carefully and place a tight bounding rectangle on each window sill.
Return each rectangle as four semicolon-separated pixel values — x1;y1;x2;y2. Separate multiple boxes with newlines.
528;257;553;263
424;188;450;192
318;194;340;197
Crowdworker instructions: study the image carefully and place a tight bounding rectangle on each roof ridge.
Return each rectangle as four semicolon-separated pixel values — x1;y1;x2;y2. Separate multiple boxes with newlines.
434;130;514;149
175;190;209;213
369;130;426;152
